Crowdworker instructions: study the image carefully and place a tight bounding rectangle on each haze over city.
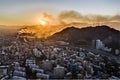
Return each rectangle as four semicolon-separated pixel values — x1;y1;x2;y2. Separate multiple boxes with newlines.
0;0;120;80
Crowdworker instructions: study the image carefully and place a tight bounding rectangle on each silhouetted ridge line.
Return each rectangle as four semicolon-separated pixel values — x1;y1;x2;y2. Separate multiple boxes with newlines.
48;25;120;46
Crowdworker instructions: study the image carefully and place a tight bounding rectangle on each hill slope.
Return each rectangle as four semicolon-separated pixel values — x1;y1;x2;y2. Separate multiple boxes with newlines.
48;25;120;47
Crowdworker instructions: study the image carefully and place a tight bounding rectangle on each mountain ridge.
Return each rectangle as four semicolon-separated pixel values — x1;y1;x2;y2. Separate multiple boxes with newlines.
47;25;120;47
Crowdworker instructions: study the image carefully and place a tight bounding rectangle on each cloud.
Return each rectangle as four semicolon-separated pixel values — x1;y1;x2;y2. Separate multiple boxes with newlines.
110;15;120;22
58;10;120;24
58;10;85;23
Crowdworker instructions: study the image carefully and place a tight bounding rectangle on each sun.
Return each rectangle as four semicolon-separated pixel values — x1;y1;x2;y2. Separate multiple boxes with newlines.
39;19;47;26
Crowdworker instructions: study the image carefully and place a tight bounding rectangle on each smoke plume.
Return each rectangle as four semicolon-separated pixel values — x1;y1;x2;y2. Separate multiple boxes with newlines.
19;10;120;38
58;10;120;24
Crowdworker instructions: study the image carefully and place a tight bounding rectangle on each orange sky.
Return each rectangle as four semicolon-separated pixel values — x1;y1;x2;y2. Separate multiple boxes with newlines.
0;0;120;25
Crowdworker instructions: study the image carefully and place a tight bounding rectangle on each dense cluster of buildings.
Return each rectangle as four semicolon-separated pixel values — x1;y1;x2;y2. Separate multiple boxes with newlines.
0;38;120;79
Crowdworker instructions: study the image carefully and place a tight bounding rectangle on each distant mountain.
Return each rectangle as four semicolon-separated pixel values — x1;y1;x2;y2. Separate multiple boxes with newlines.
48;25;120;47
